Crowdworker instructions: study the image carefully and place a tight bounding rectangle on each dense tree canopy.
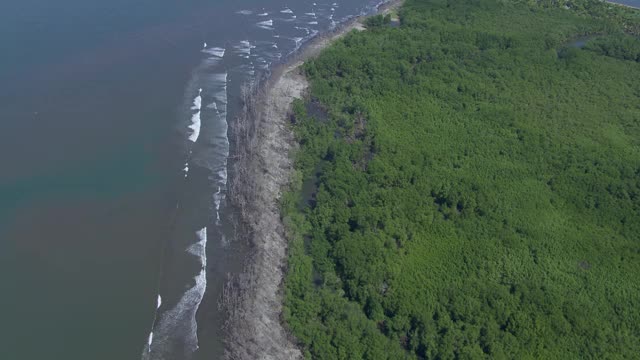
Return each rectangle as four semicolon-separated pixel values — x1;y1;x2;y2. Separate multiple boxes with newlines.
282;0;640;358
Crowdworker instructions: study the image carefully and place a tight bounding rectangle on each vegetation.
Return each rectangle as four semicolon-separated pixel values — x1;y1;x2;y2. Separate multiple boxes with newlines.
282;0;640;358
585;34;640;61
364;13;392;27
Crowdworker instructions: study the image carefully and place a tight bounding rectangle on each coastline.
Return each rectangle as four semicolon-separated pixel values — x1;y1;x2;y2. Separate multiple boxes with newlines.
223;1;404;359
606;0;640;9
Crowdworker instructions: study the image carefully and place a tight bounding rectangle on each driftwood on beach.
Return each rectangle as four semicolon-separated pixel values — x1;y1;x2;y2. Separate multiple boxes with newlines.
221;1;404;359
223;63;306;360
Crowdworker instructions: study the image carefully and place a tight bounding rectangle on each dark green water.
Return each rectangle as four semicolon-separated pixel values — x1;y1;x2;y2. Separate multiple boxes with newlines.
0;0;386;359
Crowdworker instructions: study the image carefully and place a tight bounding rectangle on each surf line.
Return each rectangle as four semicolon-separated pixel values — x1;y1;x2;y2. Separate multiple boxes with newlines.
145;294;163;353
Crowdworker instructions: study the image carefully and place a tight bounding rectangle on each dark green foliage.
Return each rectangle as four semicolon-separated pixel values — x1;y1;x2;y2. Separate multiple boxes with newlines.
365;14;392;28
584;34;640;61
283;0;640;359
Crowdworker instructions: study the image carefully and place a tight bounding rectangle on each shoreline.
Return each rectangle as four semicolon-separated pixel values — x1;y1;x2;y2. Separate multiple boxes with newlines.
606;0;640;10
223;1;404;359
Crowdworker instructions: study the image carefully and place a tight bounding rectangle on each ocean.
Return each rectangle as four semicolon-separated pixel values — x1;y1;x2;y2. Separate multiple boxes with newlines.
0;0;384;359
608;0;640;8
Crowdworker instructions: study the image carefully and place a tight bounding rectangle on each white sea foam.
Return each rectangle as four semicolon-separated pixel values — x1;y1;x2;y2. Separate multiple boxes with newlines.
281;8;294;14
157;295;162;309
305;12;316;16
308;21;318;25
218;167;228;184
191;89;202;110
234;40;255;55
142;228;208;359
258;12;269;16
147;332;153;352
257;19;274;30
202;47;226;58
188;112;201;142
214;186;222;223
236;9;253;15
203;42;207;48
188;227;207;260
295;26;311;35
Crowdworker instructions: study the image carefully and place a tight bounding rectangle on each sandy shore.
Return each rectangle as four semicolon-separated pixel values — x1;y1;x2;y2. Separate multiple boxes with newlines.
223;1;404;359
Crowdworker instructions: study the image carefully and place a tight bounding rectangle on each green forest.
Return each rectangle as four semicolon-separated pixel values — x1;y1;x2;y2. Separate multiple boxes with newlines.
282;0;640;358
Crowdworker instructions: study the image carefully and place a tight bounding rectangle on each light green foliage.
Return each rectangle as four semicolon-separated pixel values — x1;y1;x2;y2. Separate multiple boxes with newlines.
282;0;640;358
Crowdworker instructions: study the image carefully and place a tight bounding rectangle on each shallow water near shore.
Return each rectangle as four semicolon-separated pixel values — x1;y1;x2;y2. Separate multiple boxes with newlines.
0;0;386;359
608;0;640;8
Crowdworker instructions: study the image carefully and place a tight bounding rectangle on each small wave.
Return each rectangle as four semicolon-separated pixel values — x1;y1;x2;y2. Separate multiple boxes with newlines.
210;73;228;84
191;89;202;110
308;21;318;25
188;227;207;260
236;42;256;58
143;228;208;359
214;187;222;223
188;89;202;142
236;10;253;15
295;26;311;35
293;37;304;50
280;8;294;14
234;40;255;54
157;295;162;309
257;19;274;30
147;332;153;352
305;12;316;16
258;12;269;16
202;47;226;58
188;112;201;143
